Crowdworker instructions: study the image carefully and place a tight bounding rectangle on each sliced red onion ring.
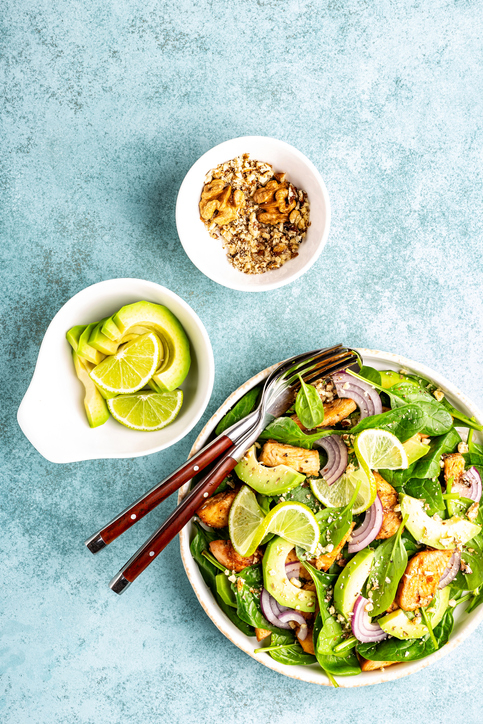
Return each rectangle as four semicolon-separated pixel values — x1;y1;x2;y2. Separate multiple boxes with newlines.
438;549;462;589
260;588;292;629
351;595;388;643
285;561;301;579
315;434;348;485
277;610;308;640
333;371;383;420
348;495;384;554
452;466;482;503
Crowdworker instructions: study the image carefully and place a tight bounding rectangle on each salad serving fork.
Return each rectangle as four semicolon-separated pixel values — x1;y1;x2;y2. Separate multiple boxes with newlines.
85;344;359;593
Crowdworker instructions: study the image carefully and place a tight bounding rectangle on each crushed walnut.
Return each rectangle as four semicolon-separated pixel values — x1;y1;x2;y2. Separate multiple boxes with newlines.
199;154;310;275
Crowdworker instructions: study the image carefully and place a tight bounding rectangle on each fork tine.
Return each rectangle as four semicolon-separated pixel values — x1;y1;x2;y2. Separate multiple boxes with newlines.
274;345;345;384
299;352;359;386
283;348;356;388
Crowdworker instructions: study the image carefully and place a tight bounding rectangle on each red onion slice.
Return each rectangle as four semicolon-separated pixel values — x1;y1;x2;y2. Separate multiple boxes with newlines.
452;466;482;503
260;588;292;629
351;595;388;643
315;435;348;485
348;495;384;554
333;371;383;420
438;549;462;588
277;610;308;640
285;561;301;579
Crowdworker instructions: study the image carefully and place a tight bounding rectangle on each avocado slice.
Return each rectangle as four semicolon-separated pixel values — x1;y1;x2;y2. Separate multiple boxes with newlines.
101;316;123;341
66;325;87;352
90;321;152;356
400;494;481;549
379;370;419;389
77;323;105;365
109;302;190;391
72;352;110;427
263;537;316;612
378;587;450;640
333;548;375;619
404;435;431;465
235;445;305;495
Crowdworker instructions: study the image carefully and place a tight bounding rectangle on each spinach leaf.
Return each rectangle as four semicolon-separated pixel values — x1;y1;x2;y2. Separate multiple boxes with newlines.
359;365;381;386
215;386;261;436
418;401;453;436
259;417;341;449
316;506;353;552
285;483;324;512
365;520;408;616
304;562;360;676
404;478;445;516
453;529;483;591
388;382;435;408
357;608;454;662
295;376;325;429
216;573;237;607
351;404;426;443
190;523;254;636
268;630;317;666
467;588;483;614
234;565;287;633
440;398;483;431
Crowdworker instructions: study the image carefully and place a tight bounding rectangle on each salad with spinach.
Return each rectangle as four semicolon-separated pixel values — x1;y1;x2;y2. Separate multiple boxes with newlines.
190;362;483;686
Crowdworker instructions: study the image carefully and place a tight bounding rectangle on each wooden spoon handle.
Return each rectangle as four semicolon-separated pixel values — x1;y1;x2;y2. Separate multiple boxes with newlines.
85;434;233;553
110;453;238;593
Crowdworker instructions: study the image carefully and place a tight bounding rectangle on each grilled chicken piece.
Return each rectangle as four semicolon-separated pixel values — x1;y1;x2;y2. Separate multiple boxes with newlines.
259;440;320;476
209;540;262;572
444;453;465;485
374;473;402;540
255;628;271;642
315;523;355;571
292;398;357;431
360;657;397;672
395;549;453;611
196;488;238;529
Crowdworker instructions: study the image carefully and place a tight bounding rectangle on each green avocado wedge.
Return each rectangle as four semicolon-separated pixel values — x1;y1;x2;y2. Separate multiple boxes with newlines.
72;352;110;428
77;323;105;365
263;537;316;612
378;587;450;640
110;301;190;391
235;445;305;495
400;494;481;549
333;548;375;619
66;325;87;352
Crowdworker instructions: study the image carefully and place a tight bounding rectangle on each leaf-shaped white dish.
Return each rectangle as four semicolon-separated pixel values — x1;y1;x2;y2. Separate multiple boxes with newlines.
17;278;214;463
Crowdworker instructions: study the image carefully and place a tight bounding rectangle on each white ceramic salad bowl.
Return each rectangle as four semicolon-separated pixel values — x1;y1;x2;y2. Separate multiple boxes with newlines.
179;348;483;687
17;278;214;463
176;135;330;293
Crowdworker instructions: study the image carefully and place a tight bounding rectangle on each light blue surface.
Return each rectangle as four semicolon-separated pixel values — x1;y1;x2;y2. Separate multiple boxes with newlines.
2;0;483;721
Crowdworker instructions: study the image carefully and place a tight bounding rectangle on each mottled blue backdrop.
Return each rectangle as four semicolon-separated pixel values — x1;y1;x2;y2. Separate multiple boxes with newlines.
2;0;483;721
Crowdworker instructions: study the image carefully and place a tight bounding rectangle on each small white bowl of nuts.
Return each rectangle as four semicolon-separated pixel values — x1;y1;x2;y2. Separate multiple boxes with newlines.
176;136;330;292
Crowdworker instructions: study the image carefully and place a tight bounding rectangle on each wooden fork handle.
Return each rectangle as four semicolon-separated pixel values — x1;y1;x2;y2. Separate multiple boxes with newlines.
85;434;233;553
109;454;238;593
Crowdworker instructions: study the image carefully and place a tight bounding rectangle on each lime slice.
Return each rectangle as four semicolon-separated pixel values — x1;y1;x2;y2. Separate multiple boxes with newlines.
90;332;162;394
354;429;408;471
260;501;320;553
107;390;183;431
229;486;266;557
310;466;377;515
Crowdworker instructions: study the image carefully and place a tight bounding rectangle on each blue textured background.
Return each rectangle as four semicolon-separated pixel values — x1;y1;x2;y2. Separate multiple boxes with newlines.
2;0;483;721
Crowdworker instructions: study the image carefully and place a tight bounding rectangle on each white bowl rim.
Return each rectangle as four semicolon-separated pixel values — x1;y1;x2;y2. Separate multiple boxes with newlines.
179;348;483;687
175;135;331;293
17;278;215;462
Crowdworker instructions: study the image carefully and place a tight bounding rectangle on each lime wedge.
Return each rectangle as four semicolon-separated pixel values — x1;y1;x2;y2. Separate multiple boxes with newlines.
229;486;266;557
354;429;408;471
107;389;183;431
310;466;377;515
90;332;162;394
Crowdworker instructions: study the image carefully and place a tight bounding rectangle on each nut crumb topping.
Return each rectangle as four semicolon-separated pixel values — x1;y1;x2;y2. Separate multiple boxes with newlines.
199;154;310;275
